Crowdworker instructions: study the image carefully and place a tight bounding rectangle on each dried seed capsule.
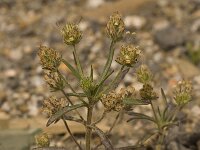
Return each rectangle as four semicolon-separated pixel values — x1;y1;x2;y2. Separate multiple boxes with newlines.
116;45;141;67
137;65;153;84
38;46;62;72
173;80;192;106
61;23;82;45
106;12;125;42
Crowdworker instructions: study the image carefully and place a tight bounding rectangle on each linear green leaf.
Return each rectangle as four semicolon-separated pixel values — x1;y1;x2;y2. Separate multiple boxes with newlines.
62;59;81;80
127;112;156;123
123;98;149;105
46;103;86;127
161;88;168;105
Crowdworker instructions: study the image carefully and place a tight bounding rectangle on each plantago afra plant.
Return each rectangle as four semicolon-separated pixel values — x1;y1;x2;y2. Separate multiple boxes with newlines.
36;12;192;150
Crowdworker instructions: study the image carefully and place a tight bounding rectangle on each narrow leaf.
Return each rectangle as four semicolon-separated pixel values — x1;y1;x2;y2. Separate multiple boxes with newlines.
90;65;93;81
123;98;149;106
65;93;86;97
100;41;115;81
102;68;129;95
161;88;168;105
127;112;156;123
62;59;81;80
46;103;86;127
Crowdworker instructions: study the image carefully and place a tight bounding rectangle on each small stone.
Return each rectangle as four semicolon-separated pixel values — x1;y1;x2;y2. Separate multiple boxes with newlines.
0;129;40;150
4;69;17;78
154;26;186;50
87;0;104;8
124;15;146;29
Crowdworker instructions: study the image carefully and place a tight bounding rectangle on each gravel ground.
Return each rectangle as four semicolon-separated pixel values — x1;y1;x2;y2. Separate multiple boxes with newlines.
0;0;200;149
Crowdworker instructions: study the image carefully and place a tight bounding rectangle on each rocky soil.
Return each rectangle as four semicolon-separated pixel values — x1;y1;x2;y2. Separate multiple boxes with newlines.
0;0;200;149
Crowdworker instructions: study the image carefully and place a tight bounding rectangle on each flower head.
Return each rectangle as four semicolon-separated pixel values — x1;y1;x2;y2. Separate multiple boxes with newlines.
140;84;158;101
38;46;62;72
106;12;125;42
35;132;50;147
173;80;192;106
44;72;65;92
101;86;135;111
61;23;82;45
116;45;141;67
137;65;153;84
43;96;66;117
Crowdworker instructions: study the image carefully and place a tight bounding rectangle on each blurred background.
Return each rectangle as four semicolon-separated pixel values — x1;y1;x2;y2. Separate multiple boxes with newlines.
0;0;200;149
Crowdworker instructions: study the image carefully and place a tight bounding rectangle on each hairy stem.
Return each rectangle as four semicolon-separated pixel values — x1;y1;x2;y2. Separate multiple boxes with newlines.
62;118;83;150
86;106;93;150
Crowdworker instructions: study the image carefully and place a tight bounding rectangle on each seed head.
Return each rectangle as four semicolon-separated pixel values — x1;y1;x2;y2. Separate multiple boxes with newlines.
137;65;153;84
38;46;62;72
61;23;82;45
139;84;158;101
106;12;125;42
116;45;141;67
44;72;65;92
173;80;192;106
35;132;50;147
43;96;66;117
101;86;135;111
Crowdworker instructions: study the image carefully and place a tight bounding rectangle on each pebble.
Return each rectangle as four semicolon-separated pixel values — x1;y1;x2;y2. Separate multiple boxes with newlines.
154;26;186;50
124;15;146;29
4;69;17;78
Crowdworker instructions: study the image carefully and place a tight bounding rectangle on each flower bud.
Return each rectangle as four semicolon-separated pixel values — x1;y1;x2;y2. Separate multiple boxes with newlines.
35;132;50;147
116;45;141;67
106;12;125;42
80;76;96;95
38;46;62;72
140;84;158;101
136;65;153;84
61;23;82;45
43;96;66;117
173;80;192;106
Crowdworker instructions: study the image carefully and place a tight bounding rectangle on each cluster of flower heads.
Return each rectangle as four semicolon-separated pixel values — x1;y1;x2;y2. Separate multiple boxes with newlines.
38;46;62;72
106;12;125;42
61;23;82;46
101;86;135;111
116;45;141;67
173;80;192;106
43;96;67;117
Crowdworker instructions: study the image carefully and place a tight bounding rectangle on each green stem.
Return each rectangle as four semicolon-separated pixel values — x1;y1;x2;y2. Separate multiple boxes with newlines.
85;106;93;150
62;118;83;150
